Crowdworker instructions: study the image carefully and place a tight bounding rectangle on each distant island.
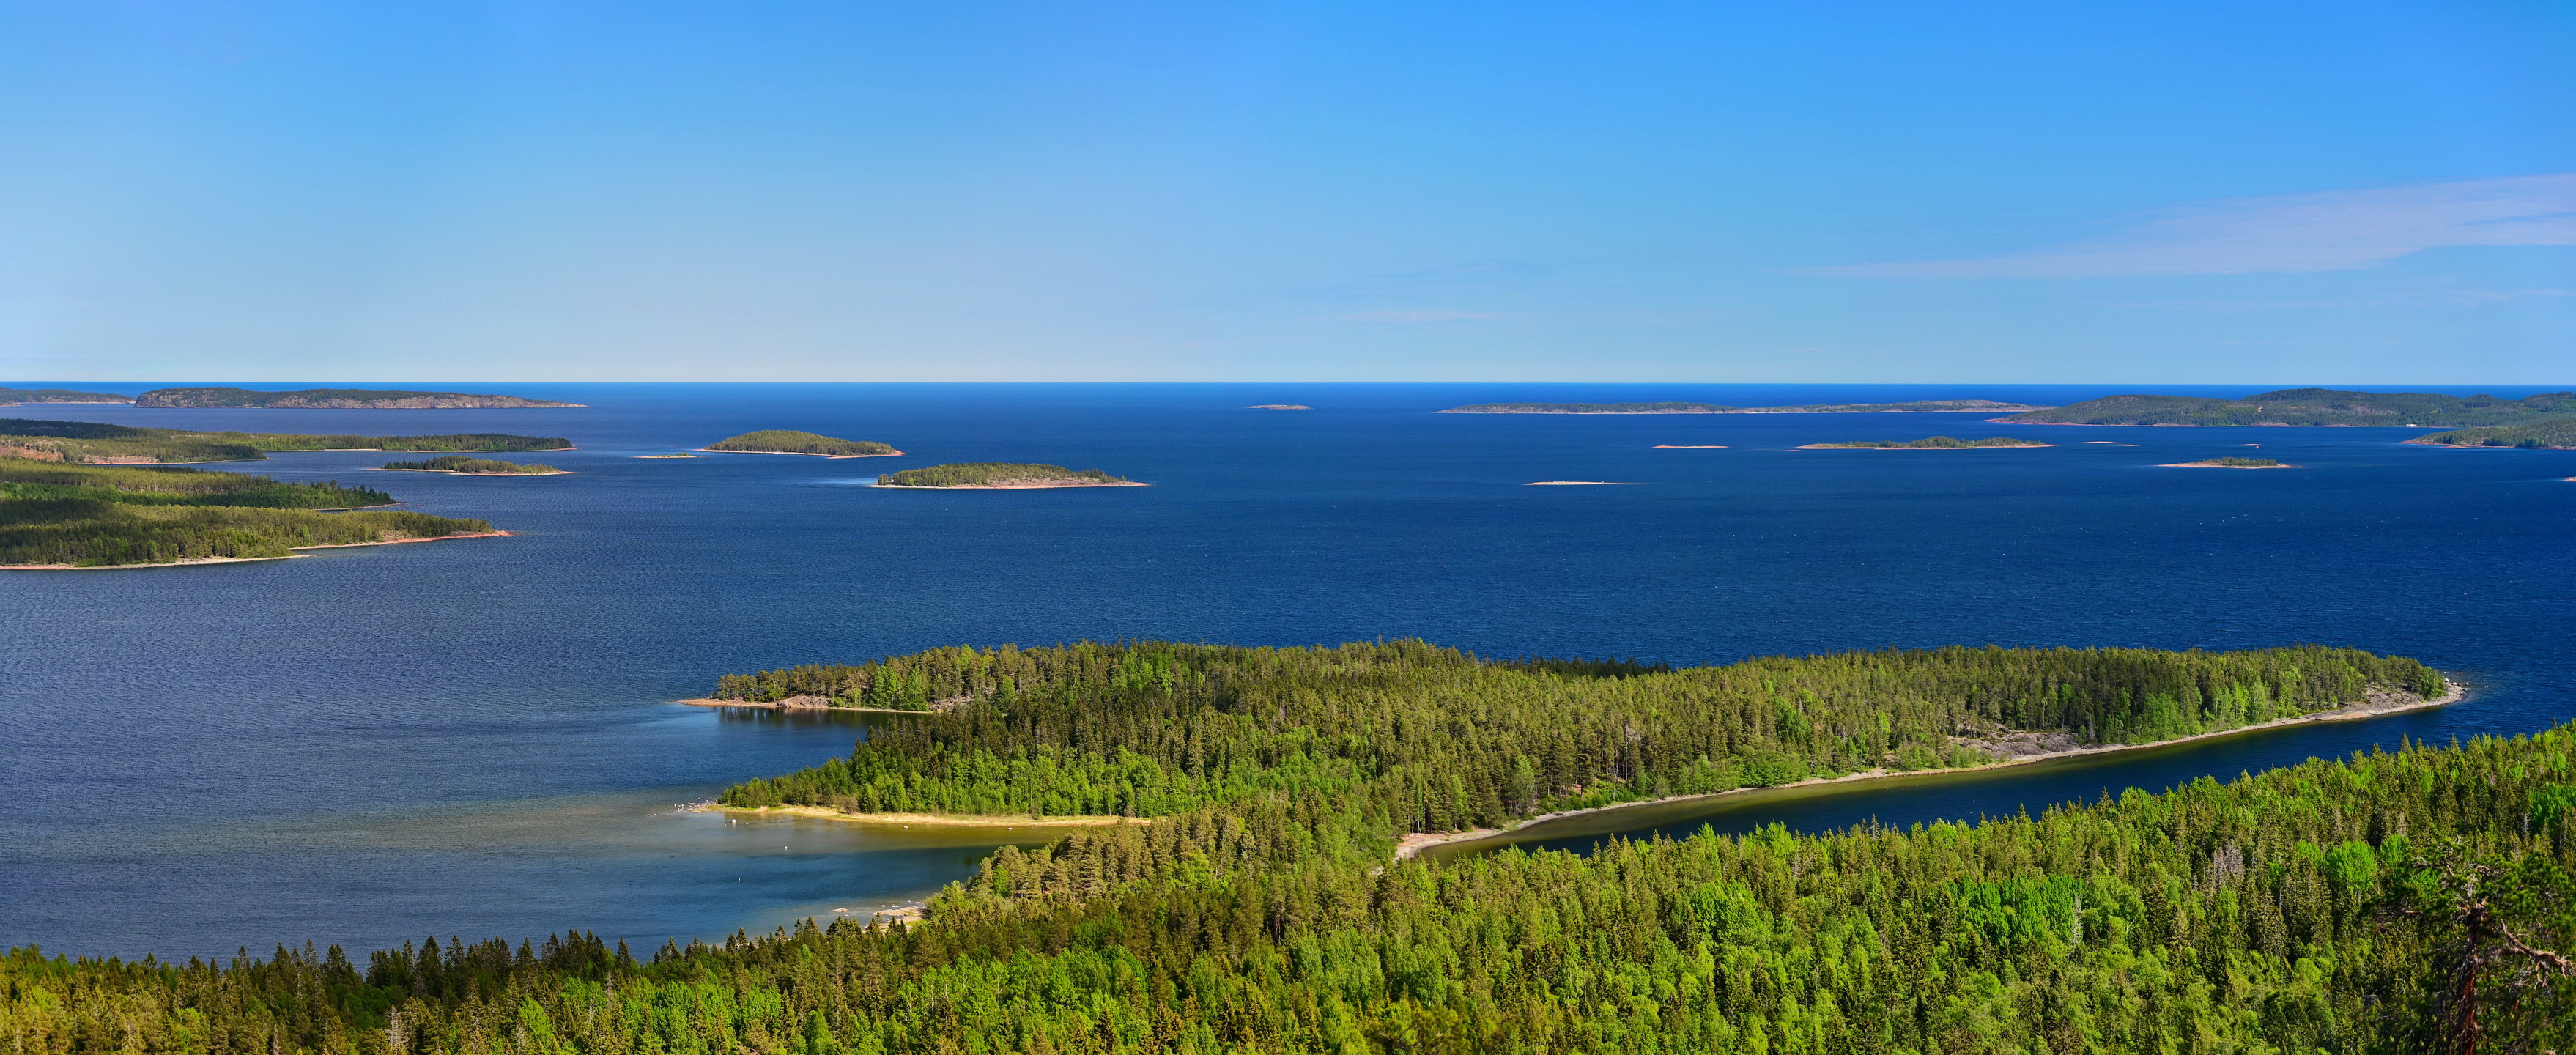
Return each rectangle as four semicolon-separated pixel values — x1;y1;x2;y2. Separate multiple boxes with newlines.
381;456;568;475
1440;399;2055;414
1440;401;1734;413
2405;418;2576;450
0;386;130;406
1247;404;1311;410
1796;436;2051;449
637;453;697;459
1;458;499;569
0;418;571;464
1998;388;2576;426
133;387;584;410
699;430;900;457
877;462;1142;489
2166;456;2292;469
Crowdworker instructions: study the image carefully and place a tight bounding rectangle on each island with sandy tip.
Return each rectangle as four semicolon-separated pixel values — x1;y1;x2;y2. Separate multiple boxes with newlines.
699;431;902;457
876;462;1144;489
2164;456;2293;469
380;456;569;475
1796;436;2051;450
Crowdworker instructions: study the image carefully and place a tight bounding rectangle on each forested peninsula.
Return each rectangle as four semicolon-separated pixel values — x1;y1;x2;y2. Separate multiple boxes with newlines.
381;456;568;475
1440;399;2054;414
2166;457;2292;469
0;386;129;406
26;641;2573;1053
133;387;585;409
1797;436;2050;449
0;418;570;464
2000;388;2576;426
876;463;1140;488
2407;417;2576;450
700;431;901;457
1;459;496;568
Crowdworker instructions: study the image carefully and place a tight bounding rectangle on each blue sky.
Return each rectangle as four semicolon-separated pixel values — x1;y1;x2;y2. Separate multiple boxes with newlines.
2;1;2570;383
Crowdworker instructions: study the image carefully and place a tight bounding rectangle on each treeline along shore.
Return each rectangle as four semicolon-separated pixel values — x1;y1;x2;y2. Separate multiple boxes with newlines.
12;640;2573;1051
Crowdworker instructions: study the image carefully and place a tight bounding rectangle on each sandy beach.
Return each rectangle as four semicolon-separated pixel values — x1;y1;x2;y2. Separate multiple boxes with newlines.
1393;678;2464;859
3;530;513;570
717;804;1150;828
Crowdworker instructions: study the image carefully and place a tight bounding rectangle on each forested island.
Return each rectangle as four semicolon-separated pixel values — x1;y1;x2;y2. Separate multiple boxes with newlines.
876;462;1141;488
0;418;570;464
1;459;497;567
0;386;129;406
1999;388;2576;426
700;431;901;457
2166;456;2292;468
1797;436;2051;449
1246;404;1311;410
380;456;568;475
133;387;585;409
1440;399;2054;414
13;640;2574;1051
2407;417;2576;449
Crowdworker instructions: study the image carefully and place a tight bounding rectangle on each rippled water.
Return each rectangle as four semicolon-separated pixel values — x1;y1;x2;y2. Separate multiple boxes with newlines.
4;382;2569;958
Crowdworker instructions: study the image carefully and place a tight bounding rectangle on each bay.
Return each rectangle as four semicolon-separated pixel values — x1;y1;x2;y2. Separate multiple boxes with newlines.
4;382;2569;958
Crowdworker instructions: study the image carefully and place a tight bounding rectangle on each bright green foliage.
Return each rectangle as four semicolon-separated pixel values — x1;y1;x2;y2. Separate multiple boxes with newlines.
1805;437;2046;448
716;640;2444;829
1;458;488;566
703;432;898;456
0;418;571;464
2410;416;2576;450
876;463;1127;487
9;725;2572;1053
2004;388;2576;426
381;456;563;474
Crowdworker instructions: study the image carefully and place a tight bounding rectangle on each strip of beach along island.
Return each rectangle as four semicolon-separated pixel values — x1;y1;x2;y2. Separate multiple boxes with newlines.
875;462;1146;489
697;431;902;458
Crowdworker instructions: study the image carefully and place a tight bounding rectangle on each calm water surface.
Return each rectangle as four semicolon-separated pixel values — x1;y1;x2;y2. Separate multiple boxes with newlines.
4;382;2569;958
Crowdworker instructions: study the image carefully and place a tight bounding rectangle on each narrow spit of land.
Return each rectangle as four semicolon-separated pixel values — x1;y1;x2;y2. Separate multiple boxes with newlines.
1396;677;2464;859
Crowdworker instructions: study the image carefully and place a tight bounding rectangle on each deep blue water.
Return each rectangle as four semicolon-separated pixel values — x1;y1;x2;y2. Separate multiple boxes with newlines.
4;382;2571;958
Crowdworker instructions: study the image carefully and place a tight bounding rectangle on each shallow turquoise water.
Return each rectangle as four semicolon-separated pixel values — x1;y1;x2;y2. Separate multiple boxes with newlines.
4;382;2569;958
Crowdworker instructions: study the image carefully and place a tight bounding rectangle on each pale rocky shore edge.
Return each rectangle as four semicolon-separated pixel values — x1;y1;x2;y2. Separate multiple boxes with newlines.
1;530;513;570
1391;677;2466;859
713;803;1149;829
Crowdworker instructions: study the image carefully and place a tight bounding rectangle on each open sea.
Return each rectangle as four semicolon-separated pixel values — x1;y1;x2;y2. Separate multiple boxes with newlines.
4;382;2571;959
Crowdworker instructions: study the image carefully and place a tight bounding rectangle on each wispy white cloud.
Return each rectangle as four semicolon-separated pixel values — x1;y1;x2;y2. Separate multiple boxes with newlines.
1337;309;1502;322
1806;173;2576;280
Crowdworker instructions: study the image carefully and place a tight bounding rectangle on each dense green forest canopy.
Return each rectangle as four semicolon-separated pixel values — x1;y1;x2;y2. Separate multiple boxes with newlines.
876;463;1130;487
0;419;571;464
10;717;2569;1053
716;640;2443;828
2002;388;2576;426
2407;416;2576;450
382;456;566;475
703;432;900;456
133;388;584;409
0;386;128;405
1802;437;2048;449
1;458;489;567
